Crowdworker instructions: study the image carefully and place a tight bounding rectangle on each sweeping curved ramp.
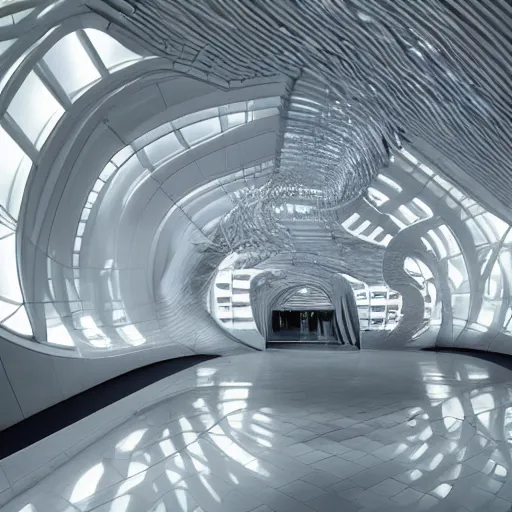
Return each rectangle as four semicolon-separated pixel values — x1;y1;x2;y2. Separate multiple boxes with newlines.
1;0;512;429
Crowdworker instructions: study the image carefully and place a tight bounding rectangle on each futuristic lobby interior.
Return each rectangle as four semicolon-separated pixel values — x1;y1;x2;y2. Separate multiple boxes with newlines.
1;0;512;510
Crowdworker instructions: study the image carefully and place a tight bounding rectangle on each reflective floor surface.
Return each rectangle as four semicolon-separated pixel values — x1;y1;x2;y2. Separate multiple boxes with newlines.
4;349;512;512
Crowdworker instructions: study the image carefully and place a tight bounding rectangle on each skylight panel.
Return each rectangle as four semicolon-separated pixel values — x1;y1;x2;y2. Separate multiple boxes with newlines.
84;29;142;71
180;117;221;146
43;32;100;100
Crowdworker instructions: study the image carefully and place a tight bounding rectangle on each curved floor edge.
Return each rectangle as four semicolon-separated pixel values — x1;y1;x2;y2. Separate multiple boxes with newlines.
0;354;218;459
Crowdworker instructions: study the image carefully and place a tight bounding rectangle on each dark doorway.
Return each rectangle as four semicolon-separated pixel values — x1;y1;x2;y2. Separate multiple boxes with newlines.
269;310;338;342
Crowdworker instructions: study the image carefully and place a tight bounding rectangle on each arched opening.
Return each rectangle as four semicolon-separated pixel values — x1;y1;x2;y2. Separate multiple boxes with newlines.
269;286;338;343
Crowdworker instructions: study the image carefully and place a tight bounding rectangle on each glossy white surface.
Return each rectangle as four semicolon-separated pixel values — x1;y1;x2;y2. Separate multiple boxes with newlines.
3;349;512;511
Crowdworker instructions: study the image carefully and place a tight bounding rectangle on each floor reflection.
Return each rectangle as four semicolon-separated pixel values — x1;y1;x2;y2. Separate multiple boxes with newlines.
5;350;512;511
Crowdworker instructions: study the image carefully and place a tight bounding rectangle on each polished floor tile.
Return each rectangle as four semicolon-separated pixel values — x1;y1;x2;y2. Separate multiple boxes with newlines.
4;349;512;511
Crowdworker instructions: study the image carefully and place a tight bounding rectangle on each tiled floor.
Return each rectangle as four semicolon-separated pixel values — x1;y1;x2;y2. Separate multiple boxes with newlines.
3;349;512;511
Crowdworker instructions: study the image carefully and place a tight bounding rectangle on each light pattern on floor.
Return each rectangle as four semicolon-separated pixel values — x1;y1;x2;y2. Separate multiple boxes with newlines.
3;350;512;511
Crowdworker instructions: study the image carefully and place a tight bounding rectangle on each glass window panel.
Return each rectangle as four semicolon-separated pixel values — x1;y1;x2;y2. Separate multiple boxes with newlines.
92;180;103;193
84;29;141;70
87;190;98;205
447;259;464;290
242;166;255;177
477;300;497;327
7;71;64;149
367;187;389;207
248;97;281;110
225;112;246;129
404;257;421;282
452;294;470;320
439;224;460;256
0;224;12;238
3;305;32;336
397;159;415;174
0;234;23;302
47;321;75;346
421;237;435;253
498;251;512;304
485;259;503;299
368;226;384;239
144;132;183;166
0;16;13;28
376;174;402;192
12;8;34;23
37;1;66;19
449;187;465;202
117;325;145;346
8;155;31;219
77;221;86;236
412;198;433;218
461;197;476;209
1;29;53;95
173;107;219;130
111;146;134;167
133;122;172;150
0;300;19;323
81;207;91;221
425;180;444;198
99;162;117;182
399;205;419;224
0;125;32;218
469;203;485;216
381;234;393;246
417;259;433;280
389;215;406;229
481;212;509;240
428;229;447;259
232;306;253;319
444;196;457;210
252;107;279;120
400;149;419;165
465;217;487;246
352;219;371;236
0;39;15;56
220;101;247;115
342;213;360;229
434;174;452;191
180;117;221;146
473;213;497;243
43;32;100;100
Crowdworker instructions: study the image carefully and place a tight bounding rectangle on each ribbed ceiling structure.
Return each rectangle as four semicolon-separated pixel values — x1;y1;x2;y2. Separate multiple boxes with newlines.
0;0;512;392
120;0;512;207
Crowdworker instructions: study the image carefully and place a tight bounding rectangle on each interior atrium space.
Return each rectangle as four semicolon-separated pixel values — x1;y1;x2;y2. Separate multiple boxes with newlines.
2;1;512;511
